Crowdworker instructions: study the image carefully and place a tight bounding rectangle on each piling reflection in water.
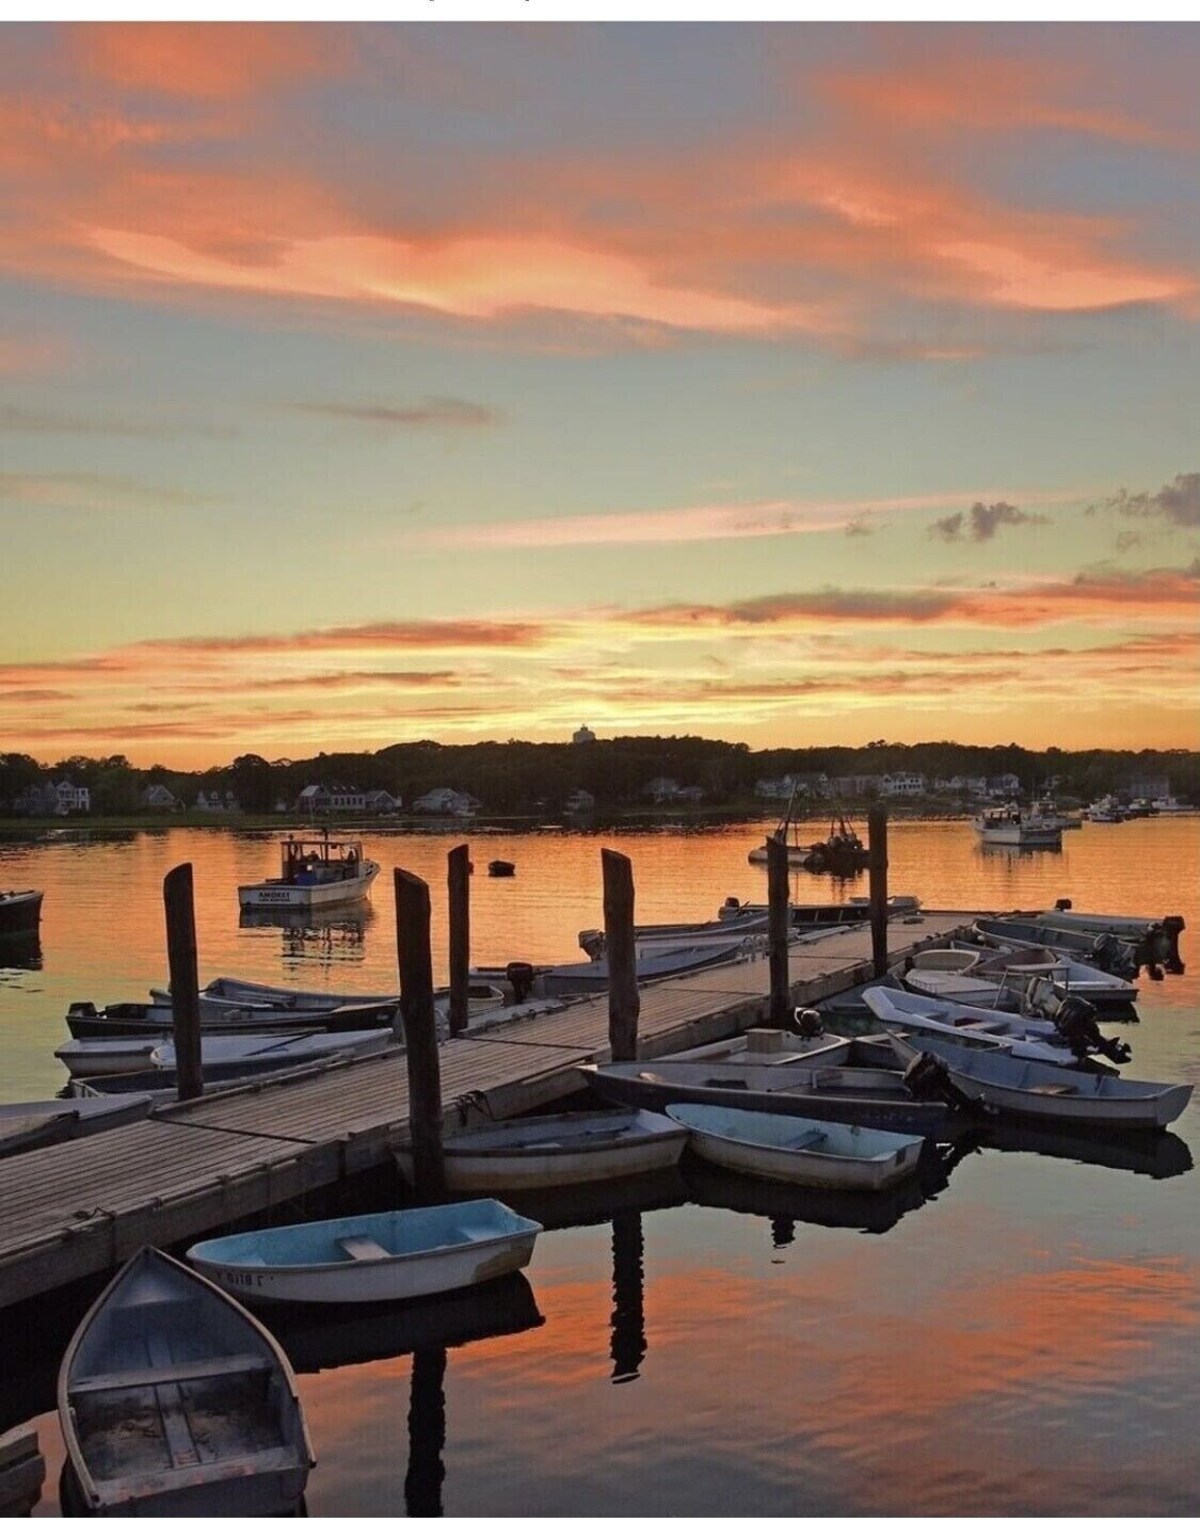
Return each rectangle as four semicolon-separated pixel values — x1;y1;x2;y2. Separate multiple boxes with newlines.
405;1347;447;1518
610;1213;646;1384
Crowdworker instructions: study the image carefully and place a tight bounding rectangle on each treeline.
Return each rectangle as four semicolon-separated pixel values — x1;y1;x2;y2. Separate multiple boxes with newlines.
2;739;1198;818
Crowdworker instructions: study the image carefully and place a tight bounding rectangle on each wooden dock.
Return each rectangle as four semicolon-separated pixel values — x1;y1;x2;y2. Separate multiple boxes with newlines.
0;911;974;1310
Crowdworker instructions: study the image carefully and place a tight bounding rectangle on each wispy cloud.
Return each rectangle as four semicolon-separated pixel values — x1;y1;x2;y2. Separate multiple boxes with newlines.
0;404;234;439
293;396;502;429
0;471;208;510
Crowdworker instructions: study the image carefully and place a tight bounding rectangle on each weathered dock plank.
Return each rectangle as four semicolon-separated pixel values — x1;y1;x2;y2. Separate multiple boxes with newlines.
0;911;973;1309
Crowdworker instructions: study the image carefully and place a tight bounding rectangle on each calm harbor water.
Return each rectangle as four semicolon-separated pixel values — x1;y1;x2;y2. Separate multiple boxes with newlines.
2;815;1199;1517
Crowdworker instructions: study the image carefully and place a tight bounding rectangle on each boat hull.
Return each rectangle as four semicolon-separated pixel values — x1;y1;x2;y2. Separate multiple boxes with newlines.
187;1201;541;1305
667;1104;925;1191
401;1110;688;1191
581;1063;967;1137
0;889;42;935
238;862;379;909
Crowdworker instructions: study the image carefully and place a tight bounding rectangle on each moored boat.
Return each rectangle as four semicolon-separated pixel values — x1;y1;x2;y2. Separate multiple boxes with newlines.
186;1199;542;1305
56;1027;395;1080
58;1247;313;1517
0;888;43;936
67;994;401;1040
398;1109;688;1191
973;804;1062;848
665;1102;927;1191
885;1034;1192;1130
238;833;379;910
540;941;748;997
579;1055;979;1137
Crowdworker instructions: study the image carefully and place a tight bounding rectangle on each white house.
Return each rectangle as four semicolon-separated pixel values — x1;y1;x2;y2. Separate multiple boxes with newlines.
412;788;479;816
987;773;1022;798
140;784;179;811
55;780;90;814
564;789;595;814
879;772;926;797
754;776;796;800
643;776;682;803
364;789;402;814
572;724;597;745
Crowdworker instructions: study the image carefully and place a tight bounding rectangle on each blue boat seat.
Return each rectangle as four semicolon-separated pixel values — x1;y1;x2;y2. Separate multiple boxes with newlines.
337;1235;391;1261
72;1353;268;1394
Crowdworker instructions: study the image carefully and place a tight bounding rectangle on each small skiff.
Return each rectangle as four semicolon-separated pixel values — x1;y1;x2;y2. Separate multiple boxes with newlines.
58;1247;313;1518
886;1033;1192;1130
398;1109;688;1192
187;1199;542;1305
56;1027;395;1080
666;1102;926;1191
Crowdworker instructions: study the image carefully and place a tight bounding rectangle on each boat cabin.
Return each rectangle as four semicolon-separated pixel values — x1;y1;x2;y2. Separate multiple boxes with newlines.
279;834;366;886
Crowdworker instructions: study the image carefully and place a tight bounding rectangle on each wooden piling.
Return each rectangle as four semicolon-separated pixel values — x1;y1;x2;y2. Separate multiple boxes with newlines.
163;863;203;1103
767;832;791;1029
601;848;639;1063
868;804;890;977
447;844;471;1038
395;868;446;1204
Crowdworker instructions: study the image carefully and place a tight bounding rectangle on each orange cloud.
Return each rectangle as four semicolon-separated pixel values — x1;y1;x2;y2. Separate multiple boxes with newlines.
73;23;343;100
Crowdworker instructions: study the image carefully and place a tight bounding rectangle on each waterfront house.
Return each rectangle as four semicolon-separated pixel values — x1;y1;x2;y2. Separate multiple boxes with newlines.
412;788;480;816
364;789;402;814
879;772;926;797
140;784;180;812
564;789;595;814
54;780;90;815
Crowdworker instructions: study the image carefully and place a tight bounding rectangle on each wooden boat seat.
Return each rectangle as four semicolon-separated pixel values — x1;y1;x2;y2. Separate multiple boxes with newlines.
337;1235;391;1261
72;1353;269;1395
787;1131;827;1151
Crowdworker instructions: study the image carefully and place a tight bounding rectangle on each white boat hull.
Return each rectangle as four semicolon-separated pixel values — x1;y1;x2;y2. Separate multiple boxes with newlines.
238;862;379;909
402;1110;687;1191
666;1104;925;1191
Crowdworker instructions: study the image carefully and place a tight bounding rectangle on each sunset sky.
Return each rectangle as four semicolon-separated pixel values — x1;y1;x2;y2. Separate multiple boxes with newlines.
2;19;1198;769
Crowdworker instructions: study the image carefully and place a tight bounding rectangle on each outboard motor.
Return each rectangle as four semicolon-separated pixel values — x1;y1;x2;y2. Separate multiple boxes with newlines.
1054;897;1073;912
791;1007;824;1040
901;1050;981;1114
1090;932;1137;981
1052;994;1132;1064
504;961;536;1005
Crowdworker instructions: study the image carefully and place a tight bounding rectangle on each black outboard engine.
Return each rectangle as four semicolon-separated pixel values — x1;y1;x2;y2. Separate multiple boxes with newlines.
1052;994;1132;1064
1090;932;1137;981
504;961;536;1005
791;1007;824;1040
901;1050;981;1114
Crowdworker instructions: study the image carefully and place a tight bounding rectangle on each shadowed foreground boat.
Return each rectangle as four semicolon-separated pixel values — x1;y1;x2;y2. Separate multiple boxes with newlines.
58;1247;313;1518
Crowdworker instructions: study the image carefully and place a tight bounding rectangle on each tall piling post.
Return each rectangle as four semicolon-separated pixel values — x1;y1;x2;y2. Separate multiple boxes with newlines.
868;804;890;977
163;863;203;1102
767;832;792;1029
395;868;446;1204
602;848;639;1062
447;844;471;1039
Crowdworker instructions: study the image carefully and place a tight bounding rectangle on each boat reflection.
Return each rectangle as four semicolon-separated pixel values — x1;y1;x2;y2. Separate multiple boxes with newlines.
260;1272;544;1376
476;1165;690;1234
680;1148;941;1237
952;1122;1193;1181
238;901;373;963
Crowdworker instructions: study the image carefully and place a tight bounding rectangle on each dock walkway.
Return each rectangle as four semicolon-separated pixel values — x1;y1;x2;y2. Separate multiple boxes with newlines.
0;911;974;1309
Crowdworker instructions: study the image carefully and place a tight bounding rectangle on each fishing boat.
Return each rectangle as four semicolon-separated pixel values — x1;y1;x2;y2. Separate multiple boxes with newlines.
186;1199;542;1305
748;790;868;873
862;984;1132;1067
972;804;1062;848
0;888;42;936
886;1034;1192;1130
665;1103;926;1192
58;1247;313;1517
237;833;379;910
579;1056;980;1137
56;1027;395;1080
398;1109;688;1191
